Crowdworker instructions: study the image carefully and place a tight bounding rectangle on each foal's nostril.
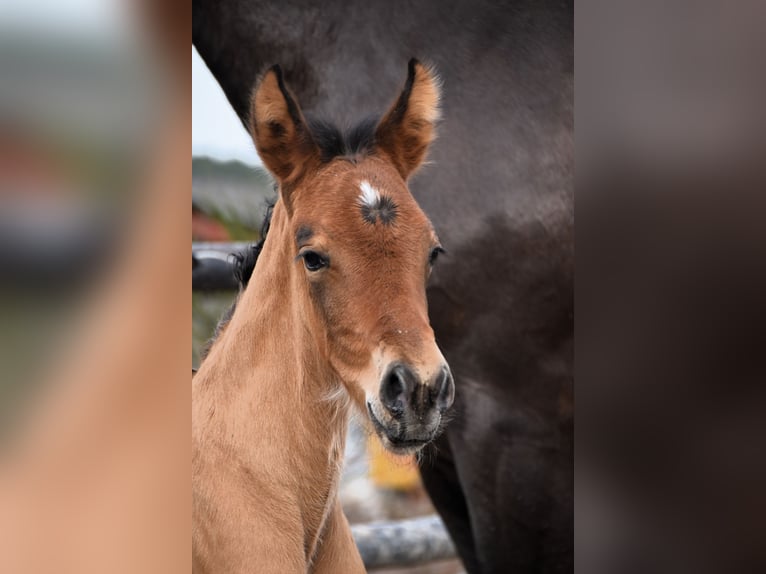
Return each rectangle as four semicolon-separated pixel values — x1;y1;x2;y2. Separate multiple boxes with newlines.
380;363;416;417
434;366;455;412
380;363;454;417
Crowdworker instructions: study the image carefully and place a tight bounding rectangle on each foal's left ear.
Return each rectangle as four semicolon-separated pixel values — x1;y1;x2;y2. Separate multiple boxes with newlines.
249;65;318;185
375;59;441;180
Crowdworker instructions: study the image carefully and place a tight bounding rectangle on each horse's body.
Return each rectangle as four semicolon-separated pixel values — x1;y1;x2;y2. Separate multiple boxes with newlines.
193;1;573;571
193;62;454;572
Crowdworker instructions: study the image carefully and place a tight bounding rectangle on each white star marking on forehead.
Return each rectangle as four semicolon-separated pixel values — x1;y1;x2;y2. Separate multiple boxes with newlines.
358;180;380;208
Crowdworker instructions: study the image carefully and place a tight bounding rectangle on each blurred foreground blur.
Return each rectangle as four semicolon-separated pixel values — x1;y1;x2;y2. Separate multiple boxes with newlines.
577;1;766;572
0;19;158;435
0;1;190;572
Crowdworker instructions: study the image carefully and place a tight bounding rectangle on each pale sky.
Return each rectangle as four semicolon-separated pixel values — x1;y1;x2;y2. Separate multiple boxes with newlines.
192;47;261;166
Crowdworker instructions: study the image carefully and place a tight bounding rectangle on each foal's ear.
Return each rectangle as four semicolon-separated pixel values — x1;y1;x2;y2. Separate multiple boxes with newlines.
376;59;441;180
249;65;318;184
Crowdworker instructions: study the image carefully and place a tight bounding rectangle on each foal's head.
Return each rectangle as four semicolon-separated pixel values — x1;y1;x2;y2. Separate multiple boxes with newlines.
249;60;454;454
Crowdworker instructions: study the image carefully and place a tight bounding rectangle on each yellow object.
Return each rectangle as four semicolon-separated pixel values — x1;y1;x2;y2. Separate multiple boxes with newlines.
368;435;420;491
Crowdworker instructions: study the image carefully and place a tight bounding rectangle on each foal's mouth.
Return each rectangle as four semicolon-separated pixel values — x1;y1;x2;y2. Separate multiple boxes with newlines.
366;401;434;455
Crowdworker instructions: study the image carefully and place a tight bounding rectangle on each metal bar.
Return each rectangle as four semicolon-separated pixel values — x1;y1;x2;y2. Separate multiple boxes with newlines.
192;242;250;291
351;514;456;569
192;241;251;258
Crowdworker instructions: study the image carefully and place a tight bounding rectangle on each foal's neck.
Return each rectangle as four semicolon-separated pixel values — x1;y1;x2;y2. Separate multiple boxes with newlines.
193;204;350;547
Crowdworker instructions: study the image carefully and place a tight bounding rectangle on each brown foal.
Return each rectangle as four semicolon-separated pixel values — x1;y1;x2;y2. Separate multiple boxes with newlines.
192;60;454;573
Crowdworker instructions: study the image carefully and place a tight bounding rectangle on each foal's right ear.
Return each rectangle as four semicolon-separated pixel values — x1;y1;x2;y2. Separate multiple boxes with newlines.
249;65;318;184
375;59;441;180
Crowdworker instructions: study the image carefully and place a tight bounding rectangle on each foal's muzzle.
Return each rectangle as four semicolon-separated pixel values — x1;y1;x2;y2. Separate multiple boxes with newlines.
368;361;455;454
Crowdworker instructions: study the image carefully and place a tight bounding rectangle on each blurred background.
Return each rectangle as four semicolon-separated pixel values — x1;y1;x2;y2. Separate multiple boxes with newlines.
0;1;191;572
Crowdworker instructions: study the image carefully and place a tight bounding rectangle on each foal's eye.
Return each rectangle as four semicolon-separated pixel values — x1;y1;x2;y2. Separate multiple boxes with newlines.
429;246;445;266
301;251;327;271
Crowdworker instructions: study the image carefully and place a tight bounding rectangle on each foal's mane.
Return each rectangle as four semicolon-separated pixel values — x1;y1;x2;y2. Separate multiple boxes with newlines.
198;204;271;362
307;115;379;163
199;115;380;362
232;201;273;290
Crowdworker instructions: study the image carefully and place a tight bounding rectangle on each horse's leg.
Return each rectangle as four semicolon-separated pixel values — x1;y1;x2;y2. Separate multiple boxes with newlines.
310;501;366;574
443;389;573;574
419;434;481;573
460;437;572;573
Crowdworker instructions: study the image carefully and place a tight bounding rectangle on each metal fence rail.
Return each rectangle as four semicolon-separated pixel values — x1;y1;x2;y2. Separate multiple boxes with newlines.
192;242;248;291
193;241;251;258
351;514;456;569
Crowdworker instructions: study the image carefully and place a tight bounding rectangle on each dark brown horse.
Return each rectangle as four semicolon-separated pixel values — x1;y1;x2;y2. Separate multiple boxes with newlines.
193;1;573;572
